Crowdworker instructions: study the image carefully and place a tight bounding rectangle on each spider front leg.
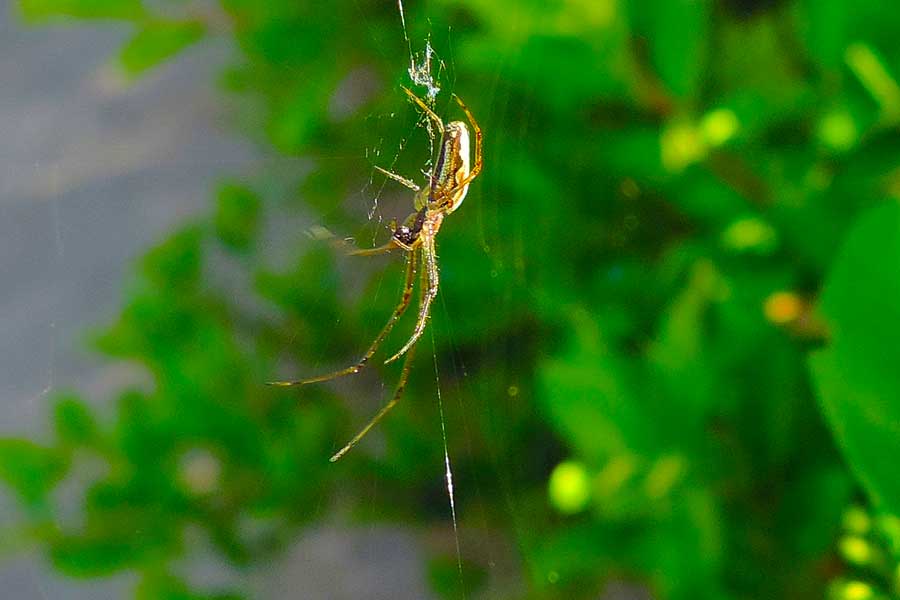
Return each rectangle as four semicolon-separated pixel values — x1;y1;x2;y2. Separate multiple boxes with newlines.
267;250;418;386
402;86;444;131
385;230;439;364
452;93;483;187
348;238;411;256
374;165;420;192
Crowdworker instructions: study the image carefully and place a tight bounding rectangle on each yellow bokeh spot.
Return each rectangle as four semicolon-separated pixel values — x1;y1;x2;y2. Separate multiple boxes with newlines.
840;580;874;600
721;217;777;252
661;121;707;173
549;461;591;514
764;291;803;325
839;536;872;565
818;110;858;152
700;108;740;147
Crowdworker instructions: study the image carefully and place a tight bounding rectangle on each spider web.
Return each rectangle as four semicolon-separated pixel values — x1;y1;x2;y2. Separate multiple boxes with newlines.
363;1;468;593
1;2;511;597
361;6;527;598
361;9;447;230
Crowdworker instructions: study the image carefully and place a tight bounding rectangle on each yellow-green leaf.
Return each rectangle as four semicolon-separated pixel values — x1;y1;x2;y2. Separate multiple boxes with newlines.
119;21;206;77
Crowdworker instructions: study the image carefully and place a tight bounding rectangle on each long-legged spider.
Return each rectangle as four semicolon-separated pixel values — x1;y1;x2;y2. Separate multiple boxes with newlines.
269;87;482;462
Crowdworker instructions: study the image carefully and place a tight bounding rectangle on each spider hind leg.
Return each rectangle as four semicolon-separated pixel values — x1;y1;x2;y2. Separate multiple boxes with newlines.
266;251;418;386
328;344;416;462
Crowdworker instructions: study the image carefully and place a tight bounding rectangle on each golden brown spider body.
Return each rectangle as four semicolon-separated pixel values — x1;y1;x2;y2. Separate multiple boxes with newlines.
270;87;482;462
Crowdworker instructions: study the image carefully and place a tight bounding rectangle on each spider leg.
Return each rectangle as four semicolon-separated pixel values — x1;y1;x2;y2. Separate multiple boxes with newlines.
267;251;418;387
402;86;444;130
374;165;421;192
347;239;408;256
385;233;438;365
328;343;416;462
451;93;483;187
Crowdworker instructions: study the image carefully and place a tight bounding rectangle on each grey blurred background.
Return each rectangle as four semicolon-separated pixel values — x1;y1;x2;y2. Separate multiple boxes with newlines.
0;8;431;599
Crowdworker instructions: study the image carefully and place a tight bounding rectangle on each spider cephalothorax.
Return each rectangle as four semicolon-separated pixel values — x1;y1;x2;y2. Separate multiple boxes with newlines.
270;87;482;462
391;208;426;247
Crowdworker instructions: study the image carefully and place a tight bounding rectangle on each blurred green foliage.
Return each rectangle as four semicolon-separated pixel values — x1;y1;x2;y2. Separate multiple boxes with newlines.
829;504;900;599
6;0;900;598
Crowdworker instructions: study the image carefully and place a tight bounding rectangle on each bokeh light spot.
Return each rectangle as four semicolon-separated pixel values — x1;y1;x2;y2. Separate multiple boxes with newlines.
764;291;803;324
840;580;874;600
549;460;591;514
661;121;707;172
721;217;778;253
700;108;739;146
818;110;858;152
839;536;872;566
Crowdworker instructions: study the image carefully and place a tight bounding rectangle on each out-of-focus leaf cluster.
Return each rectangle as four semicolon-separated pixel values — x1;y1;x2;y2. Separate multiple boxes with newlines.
829;504;900;600
5;0;900;598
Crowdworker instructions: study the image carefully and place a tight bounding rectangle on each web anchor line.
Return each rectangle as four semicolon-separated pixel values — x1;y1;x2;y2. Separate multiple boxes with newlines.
432;333;466;598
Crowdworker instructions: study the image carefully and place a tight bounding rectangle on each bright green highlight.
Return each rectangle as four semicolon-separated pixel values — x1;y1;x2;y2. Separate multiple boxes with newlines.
549;461;592;514
818;110;858;152
700;108;739;147
721;217;778;253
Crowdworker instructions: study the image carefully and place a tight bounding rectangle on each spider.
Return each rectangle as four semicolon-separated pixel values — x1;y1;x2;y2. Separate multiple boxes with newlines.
269;87;482;462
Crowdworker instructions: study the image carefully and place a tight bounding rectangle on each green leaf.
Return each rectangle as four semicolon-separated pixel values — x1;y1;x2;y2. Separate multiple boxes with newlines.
54;394;99;447
51;534;141;576
214;182;261;252
18;0;144;21
268;81;329;153
119;21;206;77
649;259;721;427
0;439;68;507
809;202;900;514
140;227;204;290
632;0;710;99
